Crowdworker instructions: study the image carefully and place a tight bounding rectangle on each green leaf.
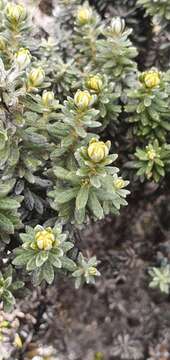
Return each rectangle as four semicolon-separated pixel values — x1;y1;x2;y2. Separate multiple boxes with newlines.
26;256;37;271
35;252;49;267
88;192;104;219
0;180;16;198
12;251;34;266
62;256;76;272
76;185;89;210
43;262;54;284
0;198;20;210
0;213;14;234
53;188;78;204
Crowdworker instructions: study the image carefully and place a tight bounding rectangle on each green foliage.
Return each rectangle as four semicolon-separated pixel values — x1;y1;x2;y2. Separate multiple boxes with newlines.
130;140;170;182
72;253;100;288
13;224;76;285
49;138;129;223
0;266;24;312
0;179;22;247
138;0;170;21
149;265;170;294
0;0;169;311
125;69;170;142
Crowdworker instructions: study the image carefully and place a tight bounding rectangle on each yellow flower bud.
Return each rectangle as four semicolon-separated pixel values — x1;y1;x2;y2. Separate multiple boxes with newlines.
74;90;92;110
86;75;103;93
140;70;161;89
76;6;92;25
147;149;156;161
15;48;31;70
28;67;45;87
5;3;27;24
88;266;97;276
87;138;111;163
114;178;125;189
42;90;55;108
35;228;55;251
110;17;125;36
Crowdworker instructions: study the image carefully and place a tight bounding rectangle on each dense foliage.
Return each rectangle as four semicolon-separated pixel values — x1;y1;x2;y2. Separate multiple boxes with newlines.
0;0;169;313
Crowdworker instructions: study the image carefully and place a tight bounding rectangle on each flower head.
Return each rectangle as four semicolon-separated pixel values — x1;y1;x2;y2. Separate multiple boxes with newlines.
87;138;111;163
114;178;125;189
74;90;92;110
140;69;161;89
5;3;27;24
110;17;125;36
86;74;103;93
28;67;45;87
35;227;55;251
15;48;31;70
76;6;92;25
42;91;55;108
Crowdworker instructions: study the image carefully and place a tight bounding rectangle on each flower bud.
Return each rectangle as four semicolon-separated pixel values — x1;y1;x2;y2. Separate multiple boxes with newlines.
5;3;27;24
15;48;31;70
28;67;45;87
42;90;55;108
35;228;55;251
88;266;98;276
140;69;161;89
114;178;125;189
74;90;92;110
86;74;103;93
147;148;156;161
110;17;125;36
87;138;111;163
76;6;92;25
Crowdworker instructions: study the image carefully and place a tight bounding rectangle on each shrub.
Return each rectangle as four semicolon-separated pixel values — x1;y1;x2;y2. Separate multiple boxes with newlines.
0;0;169;311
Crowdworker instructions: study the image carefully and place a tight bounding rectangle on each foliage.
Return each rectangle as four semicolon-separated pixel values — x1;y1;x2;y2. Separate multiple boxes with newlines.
149;265;170;294
0;0;169;312
138;0;170;21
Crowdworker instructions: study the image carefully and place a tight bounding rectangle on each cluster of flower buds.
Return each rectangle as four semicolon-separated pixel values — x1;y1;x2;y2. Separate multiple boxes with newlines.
146;144;157;160
113;178;126;189
74;89;93;110
76;5;92;25
14;48;31;70
87;138;111;163
110;17;126;37
42;90;55;108
5;2;27;28
27;67;45;89
139;69;161;89
85;74;103;93
34;227;56;251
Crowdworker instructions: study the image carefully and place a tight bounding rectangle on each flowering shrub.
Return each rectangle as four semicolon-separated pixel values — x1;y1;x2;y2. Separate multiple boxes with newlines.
0;0;169;312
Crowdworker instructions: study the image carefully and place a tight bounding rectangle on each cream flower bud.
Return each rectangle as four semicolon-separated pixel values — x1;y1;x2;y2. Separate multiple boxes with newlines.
28;67;45;87
76;6;92;25
86;74;103;93
147;148;156;161
15;48;31;70
110;17;125;36
87;138;111;163
114;178;125;189
35;228;55;251
42;90;55;108
140;69;161;89
5;3;27;23
88;266;98;276
74;90;92;110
